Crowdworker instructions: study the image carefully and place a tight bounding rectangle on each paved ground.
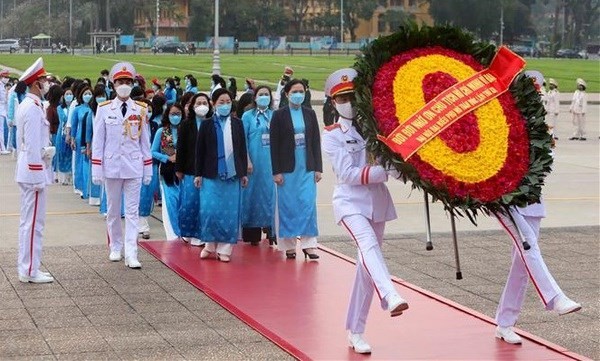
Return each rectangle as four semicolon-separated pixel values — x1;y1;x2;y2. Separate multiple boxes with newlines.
0;103;598;360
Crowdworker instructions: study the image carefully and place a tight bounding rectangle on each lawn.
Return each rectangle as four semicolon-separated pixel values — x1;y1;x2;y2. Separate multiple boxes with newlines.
0;53;598;93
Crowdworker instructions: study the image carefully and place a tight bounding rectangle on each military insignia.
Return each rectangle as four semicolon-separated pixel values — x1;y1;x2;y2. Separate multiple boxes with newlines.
341;75;349;82
99;100;111;107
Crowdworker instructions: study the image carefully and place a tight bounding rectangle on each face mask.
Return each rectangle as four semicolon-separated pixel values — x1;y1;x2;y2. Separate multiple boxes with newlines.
195;105;209;117
96;97;107;103
64;94;74;103
82;94;93;104
169;114;181;125
165;84;170;89
116;84;132;98
38;81;50;96
289;92;305;105
134;82;139;87
152;85;158;91
216;103;231;117
148;111;153;118
162;105;167;112
256;95;270;108
335;102;356;120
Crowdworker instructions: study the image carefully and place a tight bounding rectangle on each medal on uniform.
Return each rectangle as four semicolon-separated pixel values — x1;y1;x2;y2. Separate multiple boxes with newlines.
125;114;142;140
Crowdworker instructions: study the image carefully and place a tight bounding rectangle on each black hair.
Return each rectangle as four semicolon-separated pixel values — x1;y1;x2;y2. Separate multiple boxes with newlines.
100;69;109;76
187;92;213;120
211;74;226;89
46;84;63;107
150;94;166;123
284;78;306;94
165;78;176;89
188;76;197;87
211;87;232;103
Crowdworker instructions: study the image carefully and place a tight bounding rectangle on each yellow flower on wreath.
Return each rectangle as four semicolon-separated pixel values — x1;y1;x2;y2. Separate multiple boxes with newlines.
393;55;509;184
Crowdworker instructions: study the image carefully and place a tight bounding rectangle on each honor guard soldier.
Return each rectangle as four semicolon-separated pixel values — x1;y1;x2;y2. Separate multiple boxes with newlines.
321;68;408;354
15;58;55;283
92;62;152;269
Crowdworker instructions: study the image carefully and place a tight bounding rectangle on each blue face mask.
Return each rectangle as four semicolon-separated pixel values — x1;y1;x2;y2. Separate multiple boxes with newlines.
64;94;74;103
148;111;153;118
256;95;270;108
96;97;106;103
216;103;232;117
82;94;92;104
169;114;182;125
289;92;305;105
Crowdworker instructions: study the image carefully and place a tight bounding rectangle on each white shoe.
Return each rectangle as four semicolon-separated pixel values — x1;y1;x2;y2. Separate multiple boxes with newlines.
386;293;409;317
553;295;581;315
19;273;54;283
190;238;203;247
0;150;11;155
109;250;122;262
495;326;522;344
125;258;142;269
348;332;372;354
200;249;216;259
38;271;52;278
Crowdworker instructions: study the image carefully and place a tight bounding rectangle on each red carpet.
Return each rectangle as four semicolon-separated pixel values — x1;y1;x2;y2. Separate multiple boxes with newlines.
140;241;588;361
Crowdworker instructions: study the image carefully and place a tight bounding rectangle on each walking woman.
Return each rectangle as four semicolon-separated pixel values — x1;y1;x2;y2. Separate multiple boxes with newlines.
45;85;62;182
70;84;93;199
241;85;276;245
176;93;212;246
55;86;73;185
195;88;248;262
270;79;322;260
137;98;154;239
152;103;183;241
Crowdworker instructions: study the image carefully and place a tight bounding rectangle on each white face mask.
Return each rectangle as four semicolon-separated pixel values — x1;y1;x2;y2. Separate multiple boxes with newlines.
39;81;50;96
194;105;209;117
116;84;132;98
335;102;356;120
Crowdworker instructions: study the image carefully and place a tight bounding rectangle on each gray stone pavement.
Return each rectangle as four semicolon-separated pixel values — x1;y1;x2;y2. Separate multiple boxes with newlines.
0;104;598;359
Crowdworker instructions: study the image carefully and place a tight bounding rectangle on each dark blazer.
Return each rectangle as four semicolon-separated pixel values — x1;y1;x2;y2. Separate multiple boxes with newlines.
195;115;248;179
270;105;322;175
175;118;199;175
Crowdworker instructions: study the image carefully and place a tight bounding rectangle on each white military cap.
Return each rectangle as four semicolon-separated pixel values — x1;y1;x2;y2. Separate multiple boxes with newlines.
524;70;545;89
110;62;136;82
19;57;49;85
576;78;586;87
548;78;558;87
325;68;357;98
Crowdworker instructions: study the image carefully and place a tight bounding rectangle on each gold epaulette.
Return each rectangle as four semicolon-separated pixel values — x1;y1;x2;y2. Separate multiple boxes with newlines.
135;100;148;108
98;100;111;107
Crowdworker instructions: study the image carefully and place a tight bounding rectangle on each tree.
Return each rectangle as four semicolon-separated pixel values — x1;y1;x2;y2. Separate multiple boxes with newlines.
288;0;309;41
343;0;378;42
381;9;415;34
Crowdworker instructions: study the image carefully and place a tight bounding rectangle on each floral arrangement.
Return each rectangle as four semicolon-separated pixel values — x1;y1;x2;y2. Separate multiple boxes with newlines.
160;126;176;156
353;24;553;221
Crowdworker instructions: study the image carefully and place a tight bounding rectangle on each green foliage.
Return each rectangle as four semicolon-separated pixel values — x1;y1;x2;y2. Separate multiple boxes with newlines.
353;22;554;222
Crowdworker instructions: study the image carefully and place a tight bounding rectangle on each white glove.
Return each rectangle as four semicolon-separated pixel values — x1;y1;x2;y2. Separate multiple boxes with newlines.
142;176;152;185
92;176;104;185
32;182;46;191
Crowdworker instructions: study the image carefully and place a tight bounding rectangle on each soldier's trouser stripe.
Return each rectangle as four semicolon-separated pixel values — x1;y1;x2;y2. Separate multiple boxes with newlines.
28;191;39;277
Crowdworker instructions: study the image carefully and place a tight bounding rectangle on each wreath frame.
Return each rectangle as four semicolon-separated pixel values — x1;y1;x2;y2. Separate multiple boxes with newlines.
352;23;554;223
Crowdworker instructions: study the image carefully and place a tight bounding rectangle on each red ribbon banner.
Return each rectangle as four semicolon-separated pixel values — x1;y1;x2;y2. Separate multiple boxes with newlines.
377;46;526;160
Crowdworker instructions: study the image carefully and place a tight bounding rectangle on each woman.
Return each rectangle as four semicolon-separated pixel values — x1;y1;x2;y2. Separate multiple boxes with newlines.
46;85;62;182
241;85;276;245
176;93;213;246
194;88;248;262
84;85;106;206
137;98;155;239
164;78;177;105
184;75;199;94
70;84;93;199
152;103;183;241
269;79;322;260
55;87;74;185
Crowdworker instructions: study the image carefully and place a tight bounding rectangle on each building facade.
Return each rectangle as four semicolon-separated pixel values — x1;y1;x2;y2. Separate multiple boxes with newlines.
134;0;190;41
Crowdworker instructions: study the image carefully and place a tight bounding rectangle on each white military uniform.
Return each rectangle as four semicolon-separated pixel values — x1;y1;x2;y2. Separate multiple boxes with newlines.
15;91;53;278
322;116;400;334
495;200;568;327
92;94;151;262
570;78;587;139
544;81;560;136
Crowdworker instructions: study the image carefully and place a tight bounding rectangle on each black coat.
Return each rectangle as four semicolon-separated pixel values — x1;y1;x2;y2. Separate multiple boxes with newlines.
195;115;248;179
176;118;200;175
269;105;322;175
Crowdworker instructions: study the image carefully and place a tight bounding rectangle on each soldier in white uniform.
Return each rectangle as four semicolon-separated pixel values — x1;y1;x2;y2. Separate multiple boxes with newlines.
569;78;587;141
321;69;409;354
545;79;560;139
494;202;582;344
15;58;55;283
92;62;152;269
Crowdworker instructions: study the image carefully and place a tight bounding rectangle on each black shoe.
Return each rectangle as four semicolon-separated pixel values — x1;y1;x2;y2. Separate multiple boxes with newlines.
302;249;320;260
285;250;296;259
568;137;578;140
268;237;277;246
553;136;559;140
579;137;587;141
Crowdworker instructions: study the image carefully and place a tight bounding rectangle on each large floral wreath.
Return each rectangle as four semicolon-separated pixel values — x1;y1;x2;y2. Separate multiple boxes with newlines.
353;24;553;222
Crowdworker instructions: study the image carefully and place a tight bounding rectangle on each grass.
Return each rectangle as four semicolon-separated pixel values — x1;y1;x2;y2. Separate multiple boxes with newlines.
0;53;598;93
